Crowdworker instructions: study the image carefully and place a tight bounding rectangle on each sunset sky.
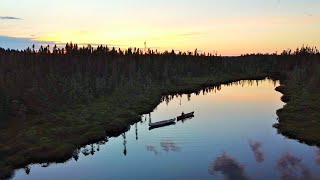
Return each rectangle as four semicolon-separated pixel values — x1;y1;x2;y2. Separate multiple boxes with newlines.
0;0;319;55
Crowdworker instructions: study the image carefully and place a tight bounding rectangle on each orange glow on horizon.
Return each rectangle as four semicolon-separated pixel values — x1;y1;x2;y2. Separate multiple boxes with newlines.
35;13;320;56
2;0;319;56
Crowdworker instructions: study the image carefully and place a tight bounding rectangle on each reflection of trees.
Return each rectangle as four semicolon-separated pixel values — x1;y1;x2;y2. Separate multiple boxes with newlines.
81;145;90;156
249;140;264;163
81;144;97;156
187;94;191;101
143;115;147;123
41;162;50;168
209;152;249;180
146;139;181;155
73;139;108;160
24;166;31;175
135;123;138;140
72;149;80;161
277;152;313;180
158;79;279;106
90;144;95;155
96;140;106;152
122;133;127;156
160;139;181;152
161;94;181;105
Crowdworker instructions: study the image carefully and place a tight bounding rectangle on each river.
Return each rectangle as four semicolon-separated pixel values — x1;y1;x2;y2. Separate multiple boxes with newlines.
13;79;320;180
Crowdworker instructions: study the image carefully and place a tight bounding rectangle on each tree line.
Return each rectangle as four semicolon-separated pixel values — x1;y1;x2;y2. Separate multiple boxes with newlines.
0;43;319;126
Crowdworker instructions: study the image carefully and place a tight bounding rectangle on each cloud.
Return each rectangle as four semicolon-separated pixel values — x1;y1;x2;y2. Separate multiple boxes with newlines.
0;16;22;20
277;152;314;180
0;35;54;50
209;152;250;180
249;140;265;163
0;35;156;51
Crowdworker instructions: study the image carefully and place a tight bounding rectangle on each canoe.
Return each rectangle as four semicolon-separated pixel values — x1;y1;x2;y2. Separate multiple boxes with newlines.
177;112;194;121
149;121;176;130
149;118;176;127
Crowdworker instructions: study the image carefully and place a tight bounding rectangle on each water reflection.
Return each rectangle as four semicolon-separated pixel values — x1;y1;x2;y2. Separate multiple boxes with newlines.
177;115;194;123
77;138;109;158
146;139;181;156
209;149;318;180
122;133;127;156
277;152;314;180
40;163;50;168
160;79;279;105
146;145;159;155
72;149;80;161
148;122;176;131
248;140;265;163
148;113;151;124
24;166;30;175
315;148;320;165
81;146;91;156
160;139;181;152
209;152;250;180
144;135;320;180
13;79;320;180
135;123;138;140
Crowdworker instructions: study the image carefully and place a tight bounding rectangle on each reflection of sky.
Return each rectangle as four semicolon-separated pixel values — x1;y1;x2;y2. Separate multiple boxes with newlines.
13;80;320;180
1;0;320;55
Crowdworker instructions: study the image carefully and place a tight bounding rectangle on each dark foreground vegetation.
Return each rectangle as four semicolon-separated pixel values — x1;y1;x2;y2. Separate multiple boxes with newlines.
0;44;319;178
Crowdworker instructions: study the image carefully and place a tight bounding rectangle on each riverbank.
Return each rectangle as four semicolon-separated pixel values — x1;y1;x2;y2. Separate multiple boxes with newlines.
274;63;320;146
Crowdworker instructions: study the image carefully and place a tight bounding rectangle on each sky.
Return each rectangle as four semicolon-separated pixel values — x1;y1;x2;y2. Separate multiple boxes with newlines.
0;0;319;55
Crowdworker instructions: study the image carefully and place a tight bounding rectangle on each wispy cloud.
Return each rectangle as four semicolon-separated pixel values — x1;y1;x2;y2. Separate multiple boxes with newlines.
0;35;54;50
0;16;22;20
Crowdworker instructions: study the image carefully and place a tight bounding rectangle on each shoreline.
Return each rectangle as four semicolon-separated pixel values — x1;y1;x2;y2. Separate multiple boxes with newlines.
274;83;320;147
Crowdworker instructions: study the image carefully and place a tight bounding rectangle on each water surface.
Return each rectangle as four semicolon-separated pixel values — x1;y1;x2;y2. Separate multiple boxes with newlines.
13;79;320;180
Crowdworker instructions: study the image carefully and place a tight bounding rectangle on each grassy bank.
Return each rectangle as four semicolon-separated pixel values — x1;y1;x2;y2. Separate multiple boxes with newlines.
274;58;320;146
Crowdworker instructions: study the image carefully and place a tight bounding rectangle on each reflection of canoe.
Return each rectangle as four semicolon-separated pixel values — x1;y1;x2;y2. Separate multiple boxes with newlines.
177;112;194;121
179;115;194;123
149;118;176;128
149;122;176;130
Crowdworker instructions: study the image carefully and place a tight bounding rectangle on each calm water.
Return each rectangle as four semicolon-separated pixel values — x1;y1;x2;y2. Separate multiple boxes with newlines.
14;79;320;180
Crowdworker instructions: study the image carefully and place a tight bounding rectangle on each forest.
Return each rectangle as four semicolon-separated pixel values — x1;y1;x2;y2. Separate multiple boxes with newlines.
0;43;319;178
